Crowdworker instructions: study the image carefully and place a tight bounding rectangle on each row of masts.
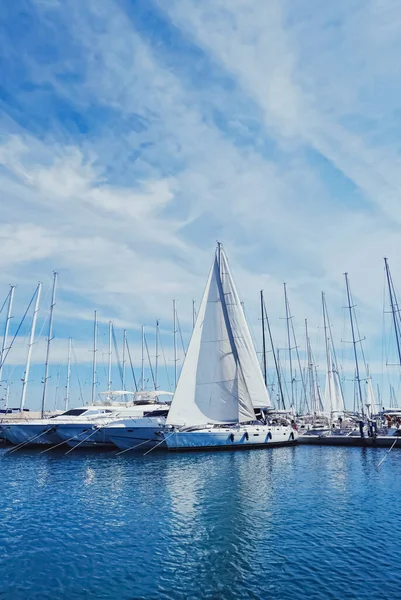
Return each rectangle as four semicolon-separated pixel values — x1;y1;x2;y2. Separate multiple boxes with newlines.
1;258;401;415
0;284;191;414
260;260;401;415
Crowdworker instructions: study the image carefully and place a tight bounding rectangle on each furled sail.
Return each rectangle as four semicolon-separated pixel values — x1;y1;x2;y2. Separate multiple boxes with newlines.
364;377;377;415
166;245;267;428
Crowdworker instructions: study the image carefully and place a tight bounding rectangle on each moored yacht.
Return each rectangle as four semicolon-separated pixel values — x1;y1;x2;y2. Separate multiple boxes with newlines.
2;407;109;446
55;391;173;448
163;243;298;451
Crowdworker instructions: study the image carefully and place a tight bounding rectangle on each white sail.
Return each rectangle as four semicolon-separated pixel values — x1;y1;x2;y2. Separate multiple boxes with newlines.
219;250;270;409
323;347;345;417
364;377;377;415
166;247;260;428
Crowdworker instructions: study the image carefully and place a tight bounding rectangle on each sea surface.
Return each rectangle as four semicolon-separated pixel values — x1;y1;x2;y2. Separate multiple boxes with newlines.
0;444;400;600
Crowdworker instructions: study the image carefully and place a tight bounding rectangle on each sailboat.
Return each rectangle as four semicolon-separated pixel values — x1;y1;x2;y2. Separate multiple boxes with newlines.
162;243;298;451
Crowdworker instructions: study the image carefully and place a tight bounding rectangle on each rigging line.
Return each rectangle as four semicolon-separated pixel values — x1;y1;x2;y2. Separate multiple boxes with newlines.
175;310;187;358
71;342;84;405
0;289;11;318
125;337;138;392
159;332;173;392
352;303;368;372
288;299;309;414
111;325;124;385
0;286;37;370
325;295;346;408
144;333;156;390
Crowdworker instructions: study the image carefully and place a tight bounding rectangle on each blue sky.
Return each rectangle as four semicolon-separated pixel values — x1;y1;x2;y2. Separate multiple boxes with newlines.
1;0;401;410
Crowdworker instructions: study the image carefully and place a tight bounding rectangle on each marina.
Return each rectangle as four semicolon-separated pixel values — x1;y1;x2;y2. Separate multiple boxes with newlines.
2;1;401;597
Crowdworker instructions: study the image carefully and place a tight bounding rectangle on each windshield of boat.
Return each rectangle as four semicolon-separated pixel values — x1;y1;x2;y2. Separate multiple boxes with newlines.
60;409;88;416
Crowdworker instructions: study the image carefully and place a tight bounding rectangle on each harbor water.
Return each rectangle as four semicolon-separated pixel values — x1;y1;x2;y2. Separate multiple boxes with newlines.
0;445;400;600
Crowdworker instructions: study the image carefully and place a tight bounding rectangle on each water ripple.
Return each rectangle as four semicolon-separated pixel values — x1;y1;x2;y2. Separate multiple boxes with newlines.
0;446;400;599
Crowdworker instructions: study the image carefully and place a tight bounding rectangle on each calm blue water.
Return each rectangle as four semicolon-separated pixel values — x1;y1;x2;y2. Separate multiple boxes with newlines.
0;445;400;600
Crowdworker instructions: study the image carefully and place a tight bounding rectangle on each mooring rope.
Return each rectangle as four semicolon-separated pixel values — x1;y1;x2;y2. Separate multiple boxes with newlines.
115;437;154;456
143;431;175;456
64;427;102;455
376;436;399;469
5;428;54;454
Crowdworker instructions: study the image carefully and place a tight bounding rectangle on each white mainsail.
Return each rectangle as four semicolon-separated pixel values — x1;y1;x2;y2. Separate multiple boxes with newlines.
323;347;345;417
166;245;269;428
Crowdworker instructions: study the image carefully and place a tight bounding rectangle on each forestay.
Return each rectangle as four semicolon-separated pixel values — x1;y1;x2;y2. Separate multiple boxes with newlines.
167;246;268;428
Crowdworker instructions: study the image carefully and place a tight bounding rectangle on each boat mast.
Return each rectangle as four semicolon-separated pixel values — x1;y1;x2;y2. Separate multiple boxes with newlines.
107;321;112;396
122;329;126;391
305;319;315;413
322;292;332;417
260;290;268;387
155;320;159;390
173;300;177;389
41;272;58;418
262;295;285;410
141;325;145;390
20;282;42;412
283;283;294;410
0;285;15;384
344;273;364;415
65;337;72;411
91;310;98;405
384;257;401;366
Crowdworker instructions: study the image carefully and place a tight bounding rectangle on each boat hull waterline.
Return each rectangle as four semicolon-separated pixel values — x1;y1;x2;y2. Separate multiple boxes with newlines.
2;424;61;446
164;425;298;451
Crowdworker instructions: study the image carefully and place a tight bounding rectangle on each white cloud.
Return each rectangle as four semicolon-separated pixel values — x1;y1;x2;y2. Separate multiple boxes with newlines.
2;0;401;409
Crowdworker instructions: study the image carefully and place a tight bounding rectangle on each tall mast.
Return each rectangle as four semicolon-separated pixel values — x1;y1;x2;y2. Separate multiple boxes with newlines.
141;325;145;390
384;257;401;366
20;282;42;411
305;319;315;413
122;329;126;391
107;321;112;395
344;273;364;415
0;285;15;383
263;296;285;410
260;290;268;387
91;310;98;405
41;272;58;418
155;320;159;390
322;292;332;415
65;337;72;411
283;283;294;409
173;300;177;390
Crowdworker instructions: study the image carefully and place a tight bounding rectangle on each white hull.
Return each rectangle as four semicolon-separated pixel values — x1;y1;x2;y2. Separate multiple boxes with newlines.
105;416;167;451
165;424;298;450
55;424;113;448
2;423;61;446
56;405;169;448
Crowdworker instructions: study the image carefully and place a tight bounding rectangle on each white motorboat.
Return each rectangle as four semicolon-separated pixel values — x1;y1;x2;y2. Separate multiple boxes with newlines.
163;243;298;452
55;391;172;448
104;410;169;451
2;407;110;446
